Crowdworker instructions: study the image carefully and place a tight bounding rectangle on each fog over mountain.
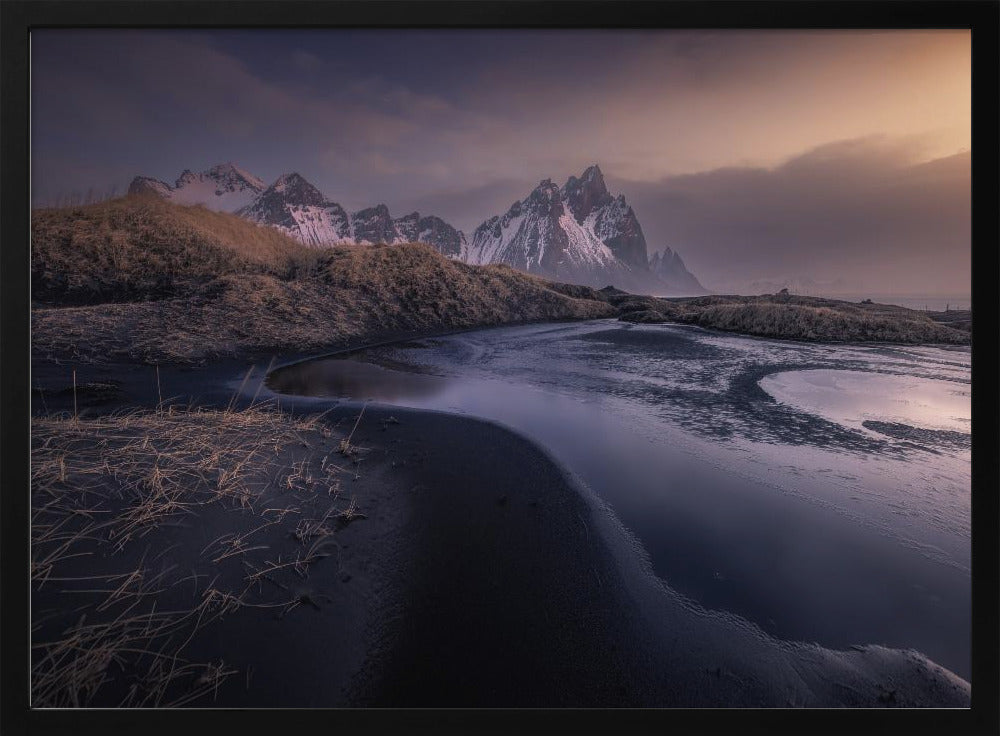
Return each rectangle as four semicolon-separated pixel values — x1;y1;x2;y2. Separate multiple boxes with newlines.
609;140;971;295
32;29;970;296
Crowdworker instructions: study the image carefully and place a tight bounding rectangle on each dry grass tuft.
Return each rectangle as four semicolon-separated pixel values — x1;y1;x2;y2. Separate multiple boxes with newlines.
31;197;615;365
31;404;365;707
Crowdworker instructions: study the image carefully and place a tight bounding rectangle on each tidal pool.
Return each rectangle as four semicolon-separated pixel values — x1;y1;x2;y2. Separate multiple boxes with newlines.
760;369;971;436
267;320;972;679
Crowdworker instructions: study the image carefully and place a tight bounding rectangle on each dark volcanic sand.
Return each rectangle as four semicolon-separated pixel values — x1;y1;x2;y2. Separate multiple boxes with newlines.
344;408;653;707
30;353;971;708
34;358;657;706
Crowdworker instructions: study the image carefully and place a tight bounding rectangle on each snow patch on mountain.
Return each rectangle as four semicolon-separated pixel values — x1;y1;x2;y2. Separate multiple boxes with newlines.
126;161;704;290
557;210;619;269
464;166;647;287
128;162;265;211
462;164;708;293
232;171;466;255
285;205;354;247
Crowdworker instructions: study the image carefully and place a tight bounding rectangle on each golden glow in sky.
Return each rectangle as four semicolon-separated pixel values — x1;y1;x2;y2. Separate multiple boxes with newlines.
32;29;973;294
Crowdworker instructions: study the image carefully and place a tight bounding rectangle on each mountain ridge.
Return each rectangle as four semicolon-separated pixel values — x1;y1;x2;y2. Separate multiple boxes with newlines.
463;164;704;293
130;165;467;255
128;162;704;294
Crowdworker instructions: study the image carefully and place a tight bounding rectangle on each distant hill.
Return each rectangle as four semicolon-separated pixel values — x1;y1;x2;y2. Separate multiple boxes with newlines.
31;196;614;363
610;291;970;345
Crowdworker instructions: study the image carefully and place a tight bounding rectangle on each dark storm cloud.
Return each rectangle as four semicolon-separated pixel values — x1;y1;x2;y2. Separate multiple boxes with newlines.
31;29;970;295
614;139;970;294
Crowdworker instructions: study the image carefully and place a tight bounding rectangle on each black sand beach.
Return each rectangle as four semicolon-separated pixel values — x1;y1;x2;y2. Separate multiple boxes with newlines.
30;344;971;708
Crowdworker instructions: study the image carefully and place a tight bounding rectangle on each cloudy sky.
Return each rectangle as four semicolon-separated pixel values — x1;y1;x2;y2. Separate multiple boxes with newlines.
31;29;970;295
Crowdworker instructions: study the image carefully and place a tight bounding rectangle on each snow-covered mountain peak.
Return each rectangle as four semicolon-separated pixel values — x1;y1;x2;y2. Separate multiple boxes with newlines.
465;166;630;279
266;173;328;206
272;172;304;189
562;164;613;224
569;164;607;193
204;162;266;192
350;204;397;244
239;183;466;254
462;163;708;293
526;180;563;211
392;212;466;256
125;160;700;292
128;163;266;211
170;163;265;197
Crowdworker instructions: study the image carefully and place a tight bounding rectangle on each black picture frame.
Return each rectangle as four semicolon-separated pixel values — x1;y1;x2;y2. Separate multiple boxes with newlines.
3;2;997;734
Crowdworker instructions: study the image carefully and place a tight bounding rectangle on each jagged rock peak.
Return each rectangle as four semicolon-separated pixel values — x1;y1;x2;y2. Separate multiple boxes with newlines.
171;163;266;195
526;180;563;213
128;162;266;211
562;164;614;223
352;203;397;244
649;247;706;295
175;169;197;187
204;162;265;191
462;163;674;288
355;203;391;217
564;164;607;194
266;173;328;206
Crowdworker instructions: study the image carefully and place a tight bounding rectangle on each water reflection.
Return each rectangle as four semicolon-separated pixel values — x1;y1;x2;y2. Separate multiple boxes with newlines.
760;369;971;435
268;321;971;679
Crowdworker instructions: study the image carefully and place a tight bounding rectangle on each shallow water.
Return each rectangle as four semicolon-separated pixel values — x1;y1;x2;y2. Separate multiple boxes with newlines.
268;320;972;679
760;369;971;435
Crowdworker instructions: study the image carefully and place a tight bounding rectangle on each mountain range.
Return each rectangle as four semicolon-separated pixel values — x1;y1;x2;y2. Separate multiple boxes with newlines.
128;162;704;294
129;162;265;212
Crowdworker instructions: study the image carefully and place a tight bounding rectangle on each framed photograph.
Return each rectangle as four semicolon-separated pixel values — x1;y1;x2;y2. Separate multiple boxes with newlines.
2;1;997;734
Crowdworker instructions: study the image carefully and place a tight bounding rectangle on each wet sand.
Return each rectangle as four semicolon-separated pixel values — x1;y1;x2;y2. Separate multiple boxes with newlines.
31;352;971;708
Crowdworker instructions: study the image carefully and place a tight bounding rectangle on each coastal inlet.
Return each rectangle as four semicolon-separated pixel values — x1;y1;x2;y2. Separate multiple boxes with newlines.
268;319;972;681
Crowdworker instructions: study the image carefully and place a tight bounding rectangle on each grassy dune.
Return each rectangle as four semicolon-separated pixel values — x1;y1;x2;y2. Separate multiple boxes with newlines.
31;196;614;363
30;196;967;360
613;292;970;345
31;195;315;303
31;404;366;706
